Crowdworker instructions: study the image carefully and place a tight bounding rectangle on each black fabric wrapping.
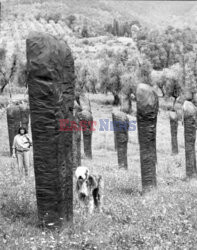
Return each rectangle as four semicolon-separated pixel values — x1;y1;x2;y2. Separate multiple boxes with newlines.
79;110;93;159
183;102;197;178
136;83;158;192
112;113;117;151
26;32;75;228
112;110;129;169
193;93;197;107
7;102;29;155
169;111;178;155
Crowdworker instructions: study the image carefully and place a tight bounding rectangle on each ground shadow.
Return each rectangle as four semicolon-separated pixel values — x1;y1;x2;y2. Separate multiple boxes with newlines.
119;187;142;196
0;199;38;228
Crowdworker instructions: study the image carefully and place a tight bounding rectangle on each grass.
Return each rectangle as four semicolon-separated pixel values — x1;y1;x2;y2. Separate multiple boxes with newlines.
0;93;197;249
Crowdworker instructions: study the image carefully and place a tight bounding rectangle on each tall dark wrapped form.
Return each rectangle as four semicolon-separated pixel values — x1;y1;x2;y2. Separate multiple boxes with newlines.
136;83;158;192
183;101;197;178
169;111;178;155
112;112;117;151
7;101;29;156
26;32;75;228
112;109;129;169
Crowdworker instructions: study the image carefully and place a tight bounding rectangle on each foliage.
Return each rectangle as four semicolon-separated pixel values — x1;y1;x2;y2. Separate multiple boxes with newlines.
75;44;152;105
16;61;27;88
35;10;62;23
66;14;76;28
0;47;7;92
137;26;197;71
0;47;19;93
81;25;89;38
138;59;153;86
75;59;98;96
97;48;132;104
105;19;140;37
184;51;197;94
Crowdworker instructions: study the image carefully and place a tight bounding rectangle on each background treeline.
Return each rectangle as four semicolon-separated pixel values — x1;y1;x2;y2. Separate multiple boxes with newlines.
1;0;197;107
75;25;197;105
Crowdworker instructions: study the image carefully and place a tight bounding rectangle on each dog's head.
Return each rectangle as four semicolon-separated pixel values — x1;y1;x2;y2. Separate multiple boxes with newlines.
75;166;96;201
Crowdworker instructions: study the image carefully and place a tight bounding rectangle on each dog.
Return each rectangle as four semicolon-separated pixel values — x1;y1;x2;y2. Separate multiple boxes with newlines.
75;166;104;214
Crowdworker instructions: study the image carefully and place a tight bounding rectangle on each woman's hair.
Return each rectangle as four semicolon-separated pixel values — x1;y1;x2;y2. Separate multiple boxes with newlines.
18;127;27;134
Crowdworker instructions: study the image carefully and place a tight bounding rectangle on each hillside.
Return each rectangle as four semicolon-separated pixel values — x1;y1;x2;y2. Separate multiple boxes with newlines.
3;0;197;28
103;1;197;29
2;0;197;29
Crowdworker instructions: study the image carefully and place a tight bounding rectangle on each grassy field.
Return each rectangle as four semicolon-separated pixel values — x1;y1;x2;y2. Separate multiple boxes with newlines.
0;93;197;249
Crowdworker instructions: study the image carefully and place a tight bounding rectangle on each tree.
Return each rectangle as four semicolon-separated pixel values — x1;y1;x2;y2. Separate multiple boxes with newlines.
108;61;123;105
75;62;90;95
81;25;89;38
16;61;27;88
67;15;76;28
183;101;197;178
112;19;119;36
137;26;197;71
0;50;18;94
136;83;159;193
86;71;97;94
138;59;152;85
0;47;7;92
98;62;110;94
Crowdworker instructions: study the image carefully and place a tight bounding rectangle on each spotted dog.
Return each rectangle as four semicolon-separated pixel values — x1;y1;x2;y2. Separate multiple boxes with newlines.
75;166;104;214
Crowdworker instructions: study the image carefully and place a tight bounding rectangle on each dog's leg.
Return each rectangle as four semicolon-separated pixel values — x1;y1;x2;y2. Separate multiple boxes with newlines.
88;198;94;214
97;177;104;213
79;200;86;217
96;194;103;213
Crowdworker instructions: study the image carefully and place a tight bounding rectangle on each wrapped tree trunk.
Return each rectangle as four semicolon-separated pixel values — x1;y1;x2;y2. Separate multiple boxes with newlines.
79;93;91;112
169;111;178;155
112;110;129;169
183;101;197;178
193;92;197;107
136;83;158;192
26;32;75;228
73;101;82;169
79;110;93;159
112;112;117;151
113;93;120;106
7;101;29;156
